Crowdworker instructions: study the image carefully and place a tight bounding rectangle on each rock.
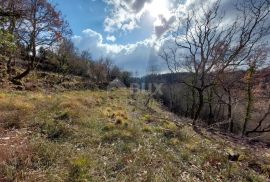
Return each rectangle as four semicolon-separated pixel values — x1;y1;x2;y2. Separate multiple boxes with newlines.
107;78;126;91
1;137;10;140
25;82;37;91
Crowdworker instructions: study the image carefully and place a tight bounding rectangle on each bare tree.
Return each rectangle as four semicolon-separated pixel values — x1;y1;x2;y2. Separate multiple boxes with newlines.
242;46;269;136
161;0;270;124
214;69;243;133
12;0;71;81
159;47;198;118
246;101;270;136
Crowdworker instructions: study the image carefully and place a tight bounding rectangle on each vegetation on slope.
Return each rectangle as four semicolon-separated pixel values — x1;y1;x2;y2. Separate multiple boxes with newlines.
0;89;269;181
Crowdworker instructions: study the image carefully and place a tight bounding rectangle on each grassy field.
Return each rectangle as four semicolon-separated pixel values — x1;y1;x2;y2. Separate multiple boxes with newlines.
0;89;269;181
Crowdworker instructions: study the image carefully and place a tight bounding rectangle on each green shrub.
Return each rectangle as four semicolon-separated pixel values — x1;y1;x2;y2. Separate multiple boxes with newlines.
68;156;92;182
40;120;73;140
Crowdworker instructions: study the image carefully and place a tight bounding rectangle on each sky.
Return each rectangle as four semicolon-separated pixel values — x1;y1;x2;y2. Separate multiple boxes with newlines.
46;0;270;76
48;0;192;76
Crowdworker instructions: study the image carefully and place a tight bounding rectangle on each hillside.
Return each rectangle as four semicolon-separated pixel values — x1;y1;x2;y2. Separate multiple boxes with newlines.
0;89;270;181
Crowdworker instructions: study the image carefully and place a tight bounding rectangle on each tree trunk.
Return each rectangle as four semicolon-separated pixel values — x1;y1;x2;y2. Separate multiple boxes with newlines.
12;54;35;81
208;103;213;125
194;90;204;121
7;57;12;75
169;86;173;111
227;90;233;133
13;22;37;81
207;88;214;125
185;99;190;117
12;66;31;81
242;66;255;136
190;87;196;119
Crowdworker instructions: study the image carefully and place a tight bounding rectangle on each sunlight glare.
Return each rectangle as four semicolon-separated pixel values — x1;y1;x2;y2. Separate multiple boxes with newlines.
145;0;171;20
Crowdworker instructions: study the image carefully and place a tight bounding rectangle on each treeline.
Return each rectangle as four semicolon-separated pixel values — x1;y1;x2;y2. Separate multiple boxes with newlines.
0;0;131;86
145;0;270;138
38;39;132;86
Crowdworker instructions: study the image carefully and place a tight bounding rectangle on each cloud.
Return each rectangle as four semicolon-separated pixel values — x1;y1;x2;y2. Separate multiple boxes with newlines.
72;28;167;75
73;0;244;75
106;35;116;42
103;0;178;38
103;0;146;32
155;15;176;38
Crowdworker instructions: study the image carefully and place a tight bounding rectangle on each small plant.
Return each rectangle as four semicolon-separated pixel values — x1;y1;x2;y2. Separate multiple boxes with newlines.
169;138;179;145
142;125;153;133
163;121;178;131
40;120;73;140
181;148;191;162
115;116;123;125
115;116;128;127
1;111;23;129
102;107;112;117
175;130;190;142
54;111;70;121
102;123;115;131
143;114;153;123
68;156;92;182
101;130;135;144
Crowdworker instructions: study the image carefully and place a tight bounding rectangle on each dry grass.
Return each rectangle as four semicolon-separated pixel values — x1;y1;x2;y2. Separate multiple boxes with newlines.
0;89;269;181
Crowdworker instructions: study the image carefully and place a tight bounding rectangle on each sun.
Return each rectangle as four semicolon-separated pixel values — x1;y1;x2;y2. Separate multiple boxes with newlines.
145;0;171;20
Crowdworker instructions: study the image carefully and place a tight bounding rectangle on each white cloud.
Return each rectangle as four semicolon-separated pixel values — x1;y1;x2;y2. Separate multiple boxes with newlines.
104;5;139;32
103;0;179;37
72;28;167;75
74;0;240;75
106;35;116;42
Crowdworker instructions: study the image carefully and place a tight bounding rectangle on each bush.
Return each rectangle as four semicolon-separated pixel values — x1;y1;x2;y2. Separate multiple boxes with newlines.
68;156;92;182
0;111;23;129
40;120;73;140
